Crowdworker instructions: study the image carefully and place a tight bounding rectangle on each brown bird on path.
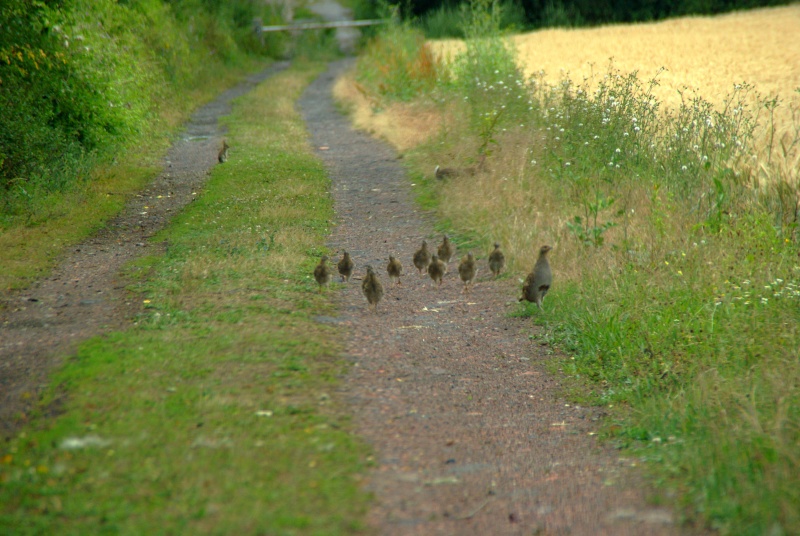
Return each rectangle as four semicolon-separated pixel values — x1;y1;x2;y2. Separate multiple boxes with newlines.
313;255;332;293
427;254;447;287
520;245;552;309
337;250;354;282
362;265;384;313
437;234;455;264
413;240;432;275
387;255;403;286
218;140;230;163
488;242;505;278
458;252;477;294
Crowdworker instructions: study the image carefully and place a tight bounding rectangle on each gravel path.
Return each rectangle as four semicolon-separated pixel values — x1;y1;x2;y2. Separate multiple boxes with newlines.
0;62;289;439
300;59;694;536
0;53;700;534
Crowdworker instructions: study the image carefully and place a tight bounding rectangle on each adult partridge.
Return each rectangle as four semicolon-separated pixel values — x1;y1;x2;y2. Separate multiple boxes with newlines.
520;245;552;309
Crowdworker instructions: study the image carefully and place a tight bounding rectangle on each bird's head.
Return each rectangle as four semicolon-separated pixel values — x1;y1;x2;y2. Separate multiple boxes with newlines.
494;242;500;249
539;245;552;256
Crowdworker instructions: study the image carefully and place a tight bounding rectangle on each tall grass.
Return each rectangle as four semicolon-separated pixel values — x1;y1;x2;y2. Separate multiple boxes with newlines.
416;0;528;39
347;6;800;533
355;17;444;101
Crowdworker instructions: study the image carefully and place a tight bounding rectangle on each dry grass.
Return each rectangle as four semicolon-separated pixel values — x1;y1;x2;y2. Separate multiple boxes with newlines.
333;75;443;152
339;5;800;277
431;5;800;131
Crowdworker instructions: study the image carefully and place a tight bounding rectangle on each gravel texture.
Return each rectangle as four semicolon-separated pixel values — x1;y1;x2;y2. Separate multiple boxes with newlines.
300;59;698;536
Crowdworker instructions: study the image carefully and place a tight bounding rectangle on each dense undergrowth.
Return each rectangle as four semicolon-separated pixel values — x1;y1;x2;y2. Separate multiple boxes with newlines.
351;1;800;533
0;0;291;289
0;0;287;215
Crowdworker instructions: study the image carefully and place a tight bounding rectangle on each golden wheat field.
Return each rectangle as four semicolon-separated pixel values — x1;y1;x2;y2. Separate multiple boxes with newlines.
431;5;800;128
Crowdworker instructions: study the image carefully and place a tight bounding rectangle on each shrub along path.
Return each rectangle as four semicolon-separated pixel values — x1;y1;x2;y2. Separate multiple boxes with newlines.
0;62;289;440
300;59;696;535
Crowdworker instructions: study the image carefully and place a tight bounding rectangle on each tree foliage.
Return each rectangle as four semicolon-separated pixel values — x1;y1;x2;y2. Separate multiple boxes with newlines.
362;0;793;27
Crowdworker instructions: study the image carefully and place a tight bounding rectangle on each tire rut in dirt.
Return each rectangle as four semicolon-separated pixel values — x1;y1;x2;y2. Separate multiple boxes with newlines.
0;61;290;440
300;59;695;536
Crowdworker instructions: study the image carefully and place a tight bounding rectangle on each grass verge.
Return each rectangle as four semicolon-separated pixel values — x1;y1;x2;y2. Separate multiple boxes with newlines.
0;61;371;535
343;12;800;535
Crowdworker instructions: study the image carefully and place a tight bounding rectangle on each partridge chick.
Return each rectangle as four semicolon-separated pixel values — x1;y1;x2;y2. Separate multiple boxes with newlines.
337;250;355;282
438;234;455;264
313;255;332;293
362;265;384;313
218;140;230;163
458;252;477;294
413;240;432;275
488;242;505;278
520;245;552;309
387;255;403;286
427;254;447;287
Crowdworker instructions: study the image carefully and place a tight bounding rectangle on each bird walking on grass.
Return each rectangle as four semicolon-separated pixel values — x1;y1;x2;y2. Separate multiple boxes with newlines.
438;235;455;265
413;240;432;276
458;252;477;294
387;255;403;286
434;165;459;180
314;255;332;293
337;251;354;282
362;265;384;313
218;140;229;163
488;242;505;278
434;165;478;180
427;254;447;287
520;245;552;309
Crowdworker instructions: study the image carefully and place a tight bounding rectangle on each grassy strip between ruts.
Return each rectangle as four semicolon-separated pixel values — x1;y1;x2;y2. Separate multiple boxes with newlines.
0;61;372;535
